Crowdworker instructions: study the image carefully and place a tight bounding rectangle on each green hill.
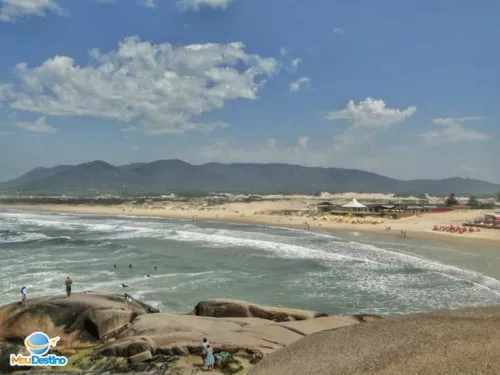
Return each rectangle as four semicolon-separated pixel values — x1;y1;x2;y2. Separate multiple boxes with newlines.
1;160;498;196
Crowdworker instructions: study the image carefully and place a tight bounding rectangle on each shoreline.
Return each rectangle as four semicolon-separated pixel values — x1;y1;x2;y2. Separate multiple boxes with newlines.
1;202;499;246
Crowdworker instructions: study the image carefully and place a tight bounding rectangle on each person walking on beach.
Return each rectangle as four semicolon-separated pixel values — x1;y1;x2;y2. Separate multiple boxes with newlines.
65;277;73;298
20;286;27;306
204;344;215;371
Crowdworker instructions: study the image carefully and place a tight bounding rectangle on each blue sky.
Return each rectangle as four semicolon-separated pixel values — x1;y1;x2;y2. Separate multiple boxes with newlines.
0;0;498;183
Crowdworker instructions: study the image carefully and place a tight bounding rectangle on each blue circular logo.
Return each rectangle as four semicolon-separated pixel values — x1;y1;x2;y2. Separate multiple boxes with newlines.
25;332;50;356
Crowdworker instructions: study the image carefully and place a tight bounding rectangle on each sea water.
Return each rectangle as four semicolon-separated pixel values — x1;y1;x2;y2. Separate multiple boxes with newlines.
1;209;499;316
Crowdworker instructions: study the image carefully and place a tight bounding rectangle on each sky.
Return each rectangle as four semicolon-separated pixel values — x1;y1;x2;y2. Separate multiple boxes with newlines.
0;0;499;183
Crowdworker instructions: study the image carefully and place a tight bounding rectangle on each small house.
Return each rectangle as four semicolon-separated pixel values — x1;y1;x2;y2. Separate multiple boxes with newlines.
317;202;334;212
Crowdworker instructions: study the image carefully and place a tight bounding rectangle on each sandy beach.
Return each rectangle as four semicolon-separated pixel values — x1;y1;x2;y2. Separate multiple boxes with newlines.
1;198;499;245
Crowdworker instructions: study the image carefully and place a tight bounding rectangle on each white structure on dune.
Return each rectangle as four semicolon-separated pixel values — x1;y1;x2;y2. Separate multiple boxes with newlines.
342;198;368;210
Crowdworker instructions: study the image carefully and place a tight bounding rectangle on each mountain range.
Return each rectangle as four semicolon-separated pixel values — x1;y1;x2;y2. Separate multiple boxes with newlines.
1;160;499;196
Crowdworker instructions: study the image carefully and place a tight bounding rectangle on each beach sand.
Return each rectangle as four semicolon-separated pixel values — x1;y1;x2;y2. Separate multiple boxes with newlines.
1;199;499;245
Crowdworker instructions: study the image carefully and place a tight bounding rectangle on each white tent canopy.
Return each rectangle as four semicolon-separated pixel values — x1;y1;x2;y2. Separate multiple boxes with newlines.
342;198;367;209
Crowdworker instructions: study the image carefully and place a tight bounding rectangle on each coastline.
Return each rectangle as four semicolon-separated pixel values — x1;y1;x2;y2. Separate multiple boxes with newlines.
1;202;499;246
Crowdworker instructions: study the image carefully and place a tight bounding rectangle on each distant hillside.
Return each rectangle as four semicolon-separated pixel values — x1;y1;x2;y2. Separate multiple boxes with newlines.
1;160;499;196
2;165;73;188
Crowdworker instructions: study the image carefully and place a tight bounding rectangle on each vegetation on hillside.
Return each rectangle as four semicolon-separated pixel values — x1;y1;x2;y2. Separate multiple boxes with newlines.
1;160;499;197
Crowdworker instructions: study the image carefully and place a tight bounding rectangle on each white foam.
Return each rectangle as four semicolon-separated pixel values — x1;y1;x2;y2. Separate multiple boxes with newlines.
0;232;71;243
346;241;500;294
162;228;383;265
2;209;500;314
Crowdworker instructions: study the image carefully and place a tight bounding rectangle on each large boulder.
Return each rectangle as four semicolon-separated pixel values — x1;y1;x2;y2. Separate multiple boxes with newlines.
191;299;327;321
0;292;153;347
101;312;365;357
249;306;500;375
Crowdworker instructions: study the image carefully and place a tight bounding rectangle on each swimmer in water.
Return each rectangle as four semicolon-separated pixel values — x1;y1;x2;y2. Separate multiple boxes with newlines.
128;264;133;269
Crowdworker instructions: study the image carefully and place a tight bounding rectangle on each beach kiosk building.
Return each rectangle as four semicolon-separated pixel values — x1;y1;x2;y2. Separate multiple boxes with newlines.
317;202;334;212
342;198;368;212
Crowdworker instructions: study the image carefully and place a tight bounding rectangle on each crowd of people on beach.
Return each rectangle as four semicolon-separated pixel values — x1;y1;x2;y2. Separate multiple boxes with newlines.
433;225;481;234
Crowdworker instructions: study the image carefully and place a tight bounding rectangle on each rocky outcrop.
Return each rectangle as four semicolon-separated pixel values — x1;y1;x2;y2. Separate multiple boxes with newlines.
191;299;328;321
0;292;160;374
99;312;364;363
249;306;500;375
0;292;155;346
0;292;374;374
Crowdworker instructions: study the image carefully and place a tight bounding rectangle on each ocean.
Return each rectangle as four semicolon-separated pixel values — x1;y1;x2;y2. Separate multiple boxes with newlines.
1;209;500;316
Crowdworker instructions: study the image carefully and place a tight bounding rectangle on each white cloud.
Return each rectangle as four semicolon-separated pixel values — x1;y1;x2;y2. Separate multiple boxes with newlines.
333;28;344;35
421;117;490;146
0;130;9;136
289;77;311;92
0;0;64;22
266;137;277;149
297;136;309;149
0;84;13;100
121;125;138;133
279;48;288;57
289;58;302;73
324;98;417;149
0;36;277;135
15;116;57;133
325;98;416;127
178;0;234;11
141;0;155;7
96;0;155;5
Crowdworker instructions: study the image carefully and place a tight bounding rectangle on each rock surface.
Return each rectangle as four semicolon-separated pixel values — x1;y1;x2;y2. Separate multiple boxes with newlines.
0;293;375;374
0;292;154;346
191;299;327;321
102;312;362;357
249;306;500;375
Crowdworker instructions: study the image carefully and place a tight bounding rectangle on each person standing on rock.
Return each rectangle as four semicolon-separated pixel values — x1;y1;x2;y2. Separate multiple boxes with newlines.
124;293;132;310
20;286;27;306
201;338;209;364
65;277;73;298
204;344;215;371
